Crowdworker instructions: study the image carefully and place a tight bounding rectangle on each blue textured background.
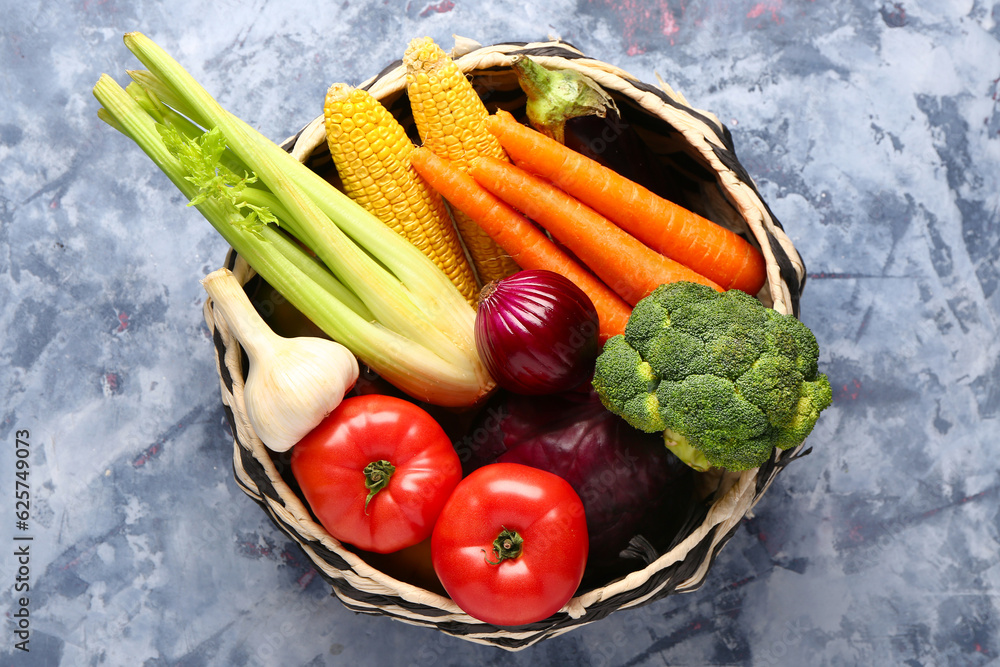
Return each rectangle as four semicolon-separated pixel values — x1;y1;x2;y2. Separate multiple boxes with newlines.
2;1;999;665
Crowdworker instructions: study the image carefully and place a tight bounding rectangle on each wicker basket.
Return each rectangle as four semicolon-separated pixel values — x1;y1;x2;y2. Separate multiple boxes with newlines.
203;38;809;651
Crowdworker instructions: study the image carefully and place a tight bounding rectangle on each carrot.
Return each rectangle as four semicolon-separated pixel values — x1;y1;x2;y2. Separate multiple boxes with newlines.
409;147;632;342
467;154;723;306
487;109;767;295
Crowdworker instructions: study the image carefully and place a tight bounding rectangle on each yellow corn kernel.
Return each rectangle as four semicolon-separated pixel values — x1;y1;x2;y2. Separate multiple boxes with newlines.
404;36;520;284
324;83;479;303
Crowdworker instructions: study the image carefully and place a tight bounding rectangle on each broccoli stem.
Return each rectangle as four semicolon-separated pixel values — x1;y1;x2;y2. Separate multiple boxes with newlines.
663;430;712;473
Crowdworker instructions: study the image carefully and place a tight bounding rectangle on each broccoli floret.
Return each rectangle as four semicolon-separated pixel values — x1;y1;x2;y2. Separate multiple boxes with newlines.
592;335;665;432
593;282;833;472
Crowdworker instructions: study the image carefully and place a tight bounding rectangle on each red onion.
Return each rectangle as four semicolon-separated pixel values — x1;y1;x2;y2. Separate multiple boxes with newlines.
475;270;600;395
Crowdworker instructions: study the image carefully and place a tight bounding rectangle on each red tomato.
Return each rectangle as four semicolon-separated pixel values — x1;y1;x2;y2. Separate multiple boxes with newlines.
291;395;462;554
431;462;589;626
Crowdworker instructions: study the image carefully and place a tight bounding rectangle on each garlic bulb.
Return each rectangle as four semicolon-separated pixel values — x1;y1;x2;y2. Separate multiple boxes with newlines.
202;268;359;452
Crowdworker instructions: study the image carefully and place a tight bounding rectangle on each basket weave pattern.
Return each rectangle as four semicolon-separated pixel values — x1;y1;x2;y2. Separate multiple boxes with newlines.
203;39;808;650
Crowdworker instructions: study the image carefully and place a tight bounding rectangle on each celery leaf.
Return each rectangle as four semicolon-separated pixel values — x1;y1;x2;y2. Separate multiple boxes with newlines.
157;124;273;237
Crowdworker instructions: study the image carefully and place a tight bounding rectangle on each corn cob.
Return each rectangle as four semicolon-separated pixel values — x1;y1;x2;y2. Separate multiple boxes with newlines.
404;36;520;284
323;82;479;303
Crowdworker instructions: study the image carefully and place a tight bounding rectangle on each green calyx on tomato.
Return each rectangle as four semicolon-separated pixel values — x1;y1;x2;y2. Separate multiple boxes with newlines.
483;527;523;565
363;459;395;513
431;462;589;627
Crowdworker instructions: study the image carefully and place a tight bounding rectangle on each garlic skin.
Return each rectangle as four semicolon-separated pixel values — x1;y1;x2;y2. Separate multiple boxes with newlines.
202;268;360;452
243;336;358;452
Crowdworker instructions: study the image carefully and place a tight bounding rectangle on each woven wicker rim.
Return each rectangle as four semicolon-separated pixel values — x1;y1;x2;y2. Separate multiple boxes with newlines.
204;37;809;651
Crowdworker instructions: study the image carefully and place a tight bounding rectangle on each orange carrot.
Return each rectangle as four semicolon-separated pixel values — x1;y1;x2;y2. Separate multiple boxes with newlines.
467;154;723;306
409;147;632;341
487;109;767;295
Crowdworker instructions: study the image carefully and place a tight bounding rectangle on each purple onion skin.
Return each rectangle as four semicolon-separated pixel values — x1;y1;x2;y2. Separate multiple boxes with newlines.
459;385;695;582
475;270;600;396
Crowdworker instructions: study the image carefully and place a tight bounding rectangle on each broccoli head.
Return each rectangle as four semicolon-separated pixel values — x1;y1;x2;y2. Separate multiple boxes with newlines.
592;282;832;472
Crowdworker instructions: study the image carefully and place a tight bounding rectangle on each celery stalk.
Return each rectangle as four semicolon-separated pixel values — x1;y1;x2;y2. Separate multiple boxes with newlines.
126;63;477;348
119;33;477;369
126;80;252;180
93;61;492;406
257;223;375;323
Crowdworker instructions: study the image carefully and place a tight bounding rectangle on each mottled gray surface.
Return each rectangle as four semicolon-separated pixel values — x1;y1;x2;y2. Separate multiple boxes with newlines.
2;1;999;665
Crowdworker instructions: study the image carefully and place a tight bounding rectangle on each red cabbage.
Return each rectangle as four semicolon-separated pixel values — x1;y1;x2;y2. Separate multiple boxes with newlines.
458;385;696;583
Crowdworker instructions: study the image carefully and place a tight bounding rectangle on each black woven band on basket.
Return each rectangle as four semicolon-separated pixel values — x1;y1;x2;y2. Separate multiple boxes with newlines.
203;37;809;651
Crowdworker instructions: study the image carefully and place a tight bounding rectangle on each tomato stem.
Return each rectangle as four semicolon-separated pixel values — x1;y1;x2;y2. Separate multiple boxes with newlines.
483;526;524;565
363;460;395;514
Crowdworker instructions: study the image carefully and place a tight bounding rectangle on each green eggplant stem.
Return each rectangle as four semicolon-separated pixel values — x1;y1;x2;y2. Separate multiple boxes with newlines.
511;54;615;144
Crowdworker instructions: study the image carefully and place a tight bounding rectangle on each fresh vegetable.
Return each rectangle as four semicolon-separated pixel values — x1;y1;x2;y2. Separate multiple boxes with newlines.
409;146;631;342
201;268;359;452
94;33;493;407
323;83;478;304
510;55;693;208
591;281;833;472
509;54;616;146
460;386;695;581
475;270;600;395
404;36;519;284
431;462;588;626
487;109;768;295
468;154;723;304
290;394;463;554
